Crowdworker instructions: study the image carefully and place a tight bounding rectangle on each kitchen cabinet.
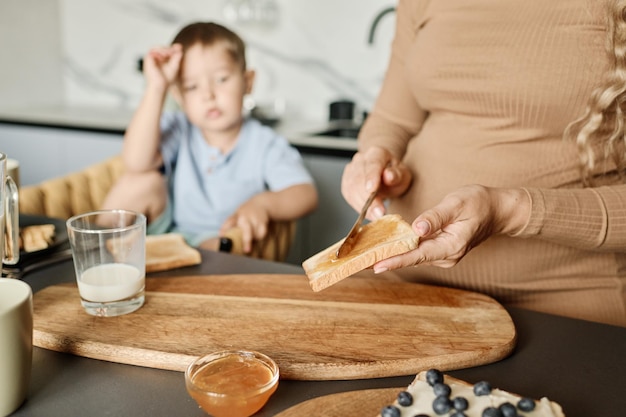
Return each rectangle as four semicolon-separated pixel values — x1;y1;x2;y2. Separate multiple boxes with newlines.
0;123;122;186
0;121;355;265
285;153;355;264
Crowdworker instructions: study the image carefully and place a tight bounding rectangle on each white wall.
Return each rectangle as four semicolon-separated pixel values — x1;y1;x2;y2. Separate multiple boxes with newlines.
1;0;397;123
0;0;64;106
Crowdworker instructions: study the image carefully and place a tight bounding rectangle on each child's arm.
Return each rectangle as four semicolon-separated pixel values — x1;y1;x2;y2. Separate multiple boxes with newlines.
254;183;318;220
122;44;183;173
220;183;318;253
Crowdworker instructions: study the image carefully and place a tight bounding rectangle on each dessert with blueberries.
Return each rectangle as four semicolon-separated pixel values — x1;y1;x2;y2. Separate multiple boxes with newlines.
379;369;564;417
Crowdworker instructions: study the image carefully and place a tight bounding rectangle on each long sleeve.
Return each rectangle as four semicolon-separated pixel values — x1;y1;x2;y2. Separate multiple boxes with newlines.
518;185;626;252
358;0;430;159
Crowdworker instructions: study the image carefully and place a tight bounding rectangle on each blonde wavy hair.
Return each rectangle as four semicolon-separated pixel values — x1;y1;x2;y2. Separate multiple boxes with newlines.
565;0;626;185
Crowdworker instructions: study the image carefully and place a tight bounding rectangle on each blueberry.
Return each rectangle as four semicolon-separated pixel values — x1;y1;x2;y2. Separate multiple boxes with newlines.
453;396;469;411
517;397;536;412
473;381;492;396
413;415;430;417
397;391;413;407
451;412;468;417
482;406;504;417
433;382;452;397
380;405;401;417
432;395;452;415
426;368;444;386
499;402;518;417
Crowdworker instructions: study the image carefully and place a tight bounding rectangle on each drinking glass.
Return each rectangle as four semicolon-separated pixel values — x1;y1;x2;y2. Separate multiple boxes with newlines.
0;152;19;267
66;209;146;317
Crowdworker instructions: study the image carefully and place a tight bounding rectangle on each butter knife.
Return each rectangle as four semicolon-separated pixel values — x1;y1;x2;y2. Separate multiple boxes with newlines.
335;188;378;259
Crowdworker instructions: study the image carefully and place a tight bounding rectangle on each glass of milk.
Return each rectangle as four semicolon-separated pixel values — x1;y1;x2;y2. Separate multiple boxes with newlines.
66;209;146;317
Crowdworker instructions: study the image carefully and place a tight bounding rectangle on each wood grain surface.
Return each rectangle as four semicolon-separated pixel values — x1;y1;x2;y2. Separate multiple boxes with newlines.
274;374;472;416
274;387;400;417
33;274;516;380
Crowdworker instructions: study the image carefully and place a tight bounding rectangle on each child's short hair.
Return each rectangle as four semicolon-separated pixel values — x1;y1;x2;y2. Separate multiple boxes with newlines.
172;22;247;70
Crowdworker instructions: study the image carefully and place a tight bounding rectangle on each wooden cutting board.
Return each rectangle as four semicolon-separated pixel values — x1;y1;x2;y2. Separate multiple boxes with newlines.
33;274;516;380
274;388;400;417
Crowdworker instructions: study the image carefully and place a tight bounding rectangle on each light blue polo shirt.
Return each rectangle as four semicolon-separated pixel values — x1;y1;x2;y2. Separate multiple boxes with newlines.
158;112;314;246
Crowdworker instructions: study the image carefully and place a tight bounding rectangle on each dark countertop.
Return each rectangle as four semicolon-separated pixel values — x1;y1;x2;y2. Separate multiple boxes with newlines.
12;250;626;417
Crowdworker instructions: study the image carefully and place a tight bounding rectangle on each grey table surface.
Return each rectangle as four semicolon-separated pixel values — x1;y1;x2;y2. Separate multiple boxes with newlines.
11;249;626;417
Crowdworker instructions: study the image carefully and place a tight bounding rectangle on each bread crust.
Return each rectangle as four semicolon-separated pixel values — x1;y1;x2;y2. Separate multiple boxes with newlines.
20;224;56;252
303;214;419;291
145;233;202;273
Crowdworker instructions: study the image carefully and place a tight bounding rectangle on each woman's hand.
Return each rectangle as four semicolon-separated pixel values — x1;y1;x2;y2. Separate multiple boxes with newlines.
372;185;530;272
142;43;183;91
341;146;412;220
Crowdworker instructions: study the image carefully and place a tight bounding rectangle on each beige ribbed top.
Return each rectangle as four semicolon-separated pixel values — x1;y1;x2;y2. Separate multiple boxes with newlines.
360;0;626;326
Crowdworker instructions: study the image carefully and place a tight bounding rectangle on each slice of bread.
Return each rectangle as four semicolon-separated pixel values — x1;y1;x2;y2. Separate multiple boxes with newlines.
378;370;565;417
145;233;202;273
302;214;419;292
20;224;56;252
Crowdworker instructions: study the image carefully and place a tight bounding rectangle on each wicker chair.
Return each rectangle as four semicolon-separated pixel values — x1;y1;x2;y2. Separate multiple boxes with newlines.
18;155;295;262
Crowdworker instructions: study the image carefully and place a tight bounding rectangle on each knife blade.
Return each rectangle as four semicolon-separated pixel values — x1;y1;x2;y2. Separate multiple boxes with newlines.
335;188;378;259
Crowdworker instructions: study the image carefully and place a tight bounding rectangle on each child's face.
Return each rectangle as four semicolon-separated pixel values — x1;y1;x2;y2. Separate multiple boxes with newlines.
175;43;253;137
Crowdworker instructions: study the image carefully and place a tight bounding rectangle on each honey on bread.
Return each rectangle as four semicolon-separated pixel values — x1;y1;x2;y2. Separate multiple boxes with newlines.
303;215;419;291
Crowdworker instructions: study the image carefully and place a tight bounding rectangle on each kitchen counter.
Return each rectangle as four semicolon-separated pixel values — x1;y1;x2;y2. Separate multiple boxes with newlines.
0;105;360;260
0;105;132;133
0;104;358;156
12;250;626;417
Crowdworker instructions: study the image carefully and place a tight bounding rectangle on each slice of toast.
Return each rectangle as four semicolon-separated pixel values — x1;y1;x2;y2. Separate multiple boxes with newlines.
378;370;565;417
302;214;419;292
145;233;202;273
20;224;56;252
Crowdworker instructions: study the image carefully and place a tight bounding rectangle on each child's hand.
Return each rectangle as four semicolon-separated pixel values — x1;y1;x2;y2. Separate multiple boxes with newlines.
142;43;183;91
220;201;271;253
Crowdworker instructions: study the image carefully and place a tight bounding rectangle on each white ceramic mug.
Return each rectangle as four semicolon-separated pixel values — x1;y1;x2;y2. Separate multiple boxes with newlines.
0;153;20;266
0;279;33;416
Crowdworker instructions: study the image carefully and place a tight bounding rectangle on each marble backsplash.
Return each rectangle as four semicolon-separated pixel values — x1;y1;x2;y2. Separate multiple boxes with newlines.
1;0;397;124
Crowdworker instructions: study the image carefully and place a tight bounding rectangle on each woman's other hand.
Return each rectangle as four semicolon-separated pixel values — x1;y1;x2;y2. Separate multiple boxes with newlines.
341;146;412;220
372;185;530;272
